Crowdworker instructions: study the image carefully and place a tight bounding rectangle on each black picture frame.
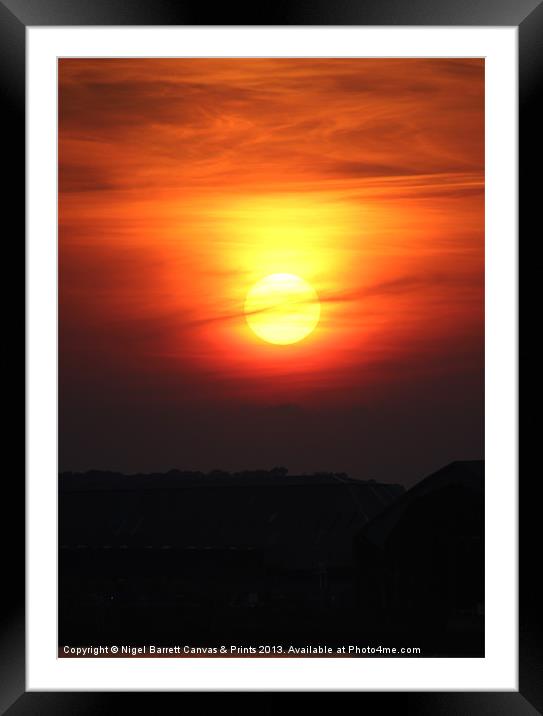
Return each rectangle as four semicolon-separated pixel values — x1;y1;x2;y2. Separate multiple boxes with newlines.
8;0;536;710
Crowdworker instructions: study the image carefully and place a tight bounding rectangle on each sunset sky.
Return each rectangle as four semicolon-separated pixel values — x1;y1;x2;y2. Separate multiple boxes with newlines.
59;59;484;485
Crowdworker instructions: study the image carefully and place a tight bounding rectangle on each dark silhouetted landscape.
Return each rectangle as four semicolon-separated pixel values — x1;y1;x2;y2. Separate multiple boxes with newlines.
59;460;483;657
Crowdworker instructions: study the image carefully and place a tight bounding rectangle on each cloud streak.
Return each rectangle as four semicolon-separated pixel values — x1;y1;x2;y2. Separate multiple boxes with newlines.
59;58;484;194
58;58;484;479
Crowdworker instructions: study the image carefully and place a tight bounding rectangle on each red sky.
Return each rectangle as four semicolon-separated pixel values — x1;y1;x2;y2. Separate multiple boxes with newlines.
59;59;484;484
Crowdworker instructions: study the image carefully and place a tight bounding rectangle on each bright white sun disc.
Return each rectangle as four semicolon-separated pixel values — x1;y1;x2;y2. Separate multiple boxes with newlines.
244;273;321;345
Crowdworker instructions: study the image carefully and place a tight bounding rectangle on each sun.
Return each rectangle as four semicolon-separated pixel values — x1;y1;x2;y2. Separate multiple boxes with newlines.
244;273;321;345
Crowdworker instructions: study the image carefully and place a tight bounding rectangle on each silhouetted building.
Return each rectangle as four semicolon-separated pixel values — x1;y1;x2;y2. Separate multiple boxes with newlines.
59;464;484;653
59;470;403;646
353;461;484;655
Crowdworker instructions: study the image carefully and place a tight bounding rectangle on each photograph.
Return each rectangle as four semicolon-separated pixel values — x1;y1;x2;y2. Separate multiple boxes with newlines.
57;57;485;659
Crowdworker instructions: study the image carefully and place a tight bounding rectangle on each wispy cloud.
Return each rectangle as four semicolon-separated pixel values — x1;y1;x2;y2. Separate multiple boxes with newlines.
59;58;484;194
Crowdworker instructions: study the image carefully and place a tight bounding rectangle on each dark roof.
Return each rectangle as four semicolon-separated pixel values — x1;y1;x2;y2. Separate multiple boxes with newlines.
356;461;484;550
59;471;404;569
59;470;397;491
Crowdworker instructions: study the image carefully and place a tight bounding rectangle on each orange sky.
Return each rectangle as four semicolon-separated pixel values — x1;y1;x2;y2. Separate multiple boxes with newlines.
59;59;484;479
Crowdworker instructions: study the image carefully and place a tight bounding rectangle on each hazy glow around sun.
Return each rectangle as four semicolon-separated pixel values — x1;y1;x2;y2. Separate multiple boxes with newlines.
244;273;321;345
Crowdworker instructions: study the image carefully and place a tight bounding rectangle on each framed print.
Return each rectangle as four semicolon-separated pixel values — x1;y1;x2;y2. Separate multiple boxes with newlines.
8;0;537;708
